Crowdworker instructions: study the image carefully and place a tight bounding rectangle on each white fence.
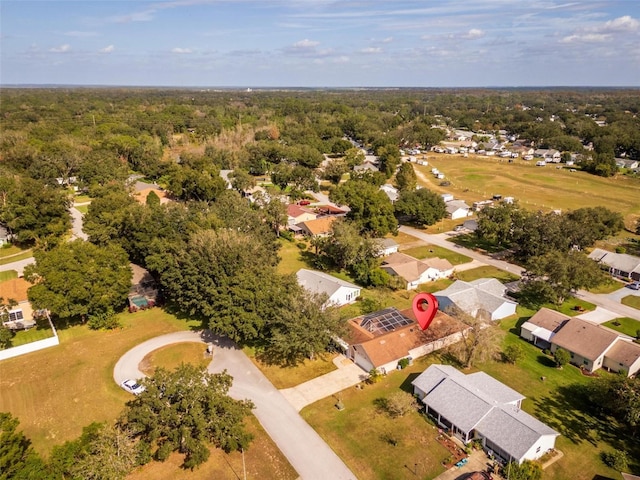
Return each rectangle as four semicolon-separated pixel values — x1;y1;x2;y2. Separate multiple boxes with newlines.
0;312;59;361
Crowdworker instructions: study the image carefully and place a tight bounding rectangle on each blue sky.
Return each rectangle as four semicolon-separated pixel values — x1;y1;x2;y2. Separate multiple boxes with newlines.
1;1;639;87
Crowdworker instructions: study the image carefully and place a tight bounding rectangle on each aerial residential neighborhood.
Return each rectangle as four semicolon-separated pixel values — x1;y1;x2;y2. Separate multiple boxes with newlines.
2;0;640;473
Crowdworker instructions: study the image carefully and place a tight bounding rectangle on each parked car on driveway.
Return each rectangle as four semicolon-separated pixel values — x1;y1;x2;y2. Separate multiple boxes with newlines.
628;281;640;290
121;379;145;395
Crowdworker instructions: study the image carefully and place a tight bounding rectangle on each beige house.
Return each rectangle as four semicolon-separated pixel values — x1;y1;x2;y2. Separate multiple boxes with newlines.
287;204;317;226
382;252;454;290
521;311;640;377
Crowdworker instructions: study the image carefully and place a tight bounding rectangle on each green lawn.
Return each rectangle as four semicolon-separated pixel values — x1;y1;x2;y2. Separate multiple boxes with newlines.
10;321;56;347
602;317;640;338
588;277;626;294
301;355;450;480
477;314;638;479
277;238;312;275
0;270;18;282
140;342;211;376
74;204;89;214
73;194;92;204
0;250;33;266
244;347;339;389
0;309;201;455
0;245;27;258
621;295;640;310
455;265;520;283
402;244;471;265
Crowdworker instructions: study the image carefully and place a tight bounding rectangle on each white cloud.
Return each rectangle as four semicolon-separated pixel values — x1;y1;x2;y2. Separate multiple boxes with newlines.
597;15;640;33
293;39;320;48
64;31;99;37
99;45;115;53
462;28;485;39
171;47;193;54
49;44;71;53
560;33;609;43
382;37;394;43
361;47;382;54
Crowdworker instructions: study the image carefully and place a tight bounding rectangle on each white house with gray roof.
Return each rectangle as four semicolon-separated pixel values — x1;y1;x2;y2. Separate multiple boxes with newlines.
435;278;517;321
296;269;361;308
589;248;640;281
412;365;559;465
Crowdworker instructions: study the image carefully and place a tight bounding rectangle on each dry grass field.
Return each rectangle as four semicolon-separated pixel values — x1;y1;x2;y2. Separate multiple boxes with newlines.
413;153;640;228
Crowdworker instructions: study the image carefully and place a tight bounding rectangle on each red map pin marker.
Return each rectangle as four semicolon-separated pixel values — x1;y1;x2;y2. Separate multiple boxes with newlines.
412;293;439;331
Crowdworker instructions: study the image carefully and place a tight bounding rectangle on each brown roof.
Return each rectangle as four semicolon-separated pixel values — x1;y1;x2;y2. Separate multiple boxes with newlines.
287;204;316;219
551;318;618;361
0;278;31;303
527;307;570;333
605;339;640;368
347;308;468;368
299;216;337;236
423;257;454;271
382;253;451;283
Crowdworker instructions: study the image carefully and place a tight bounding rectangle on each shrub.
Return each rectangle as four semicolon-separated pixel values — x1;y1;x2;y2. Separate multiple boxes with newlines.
601;450;628;471
615;246;626;254
296;241;307;250
398;357;410;369
554;348;571;367
384;391;418;418
87;309;121;330
503;343;524;364
280;230;294;242
367;368;383;384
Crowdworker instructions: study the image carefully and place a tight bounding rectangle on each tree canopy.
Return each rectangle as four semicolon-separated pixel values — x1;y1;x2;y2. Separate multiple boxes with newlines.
25;240;132;323
124;364;254;469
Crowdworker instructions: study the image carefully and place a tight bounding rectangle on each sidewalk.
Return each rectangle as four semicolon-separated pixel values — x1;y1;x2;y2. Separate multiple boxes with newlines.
280;354;368;411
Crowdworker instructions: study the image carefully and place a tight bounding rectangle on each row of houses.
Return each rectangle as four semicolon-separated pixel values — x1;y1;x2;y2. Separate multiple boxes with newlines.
521;307;640;377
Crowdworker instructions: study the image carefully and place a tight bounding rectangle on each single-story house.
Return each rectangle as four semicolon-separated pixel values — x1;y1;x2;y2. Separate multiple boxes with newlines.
133;181;171;205
287;204;317;227
412;364;559;465
343;308;468;373
534;149;561;161
549;317;640;376
615;158;639;170
296;269;361;308
0;278;36;330
296;216;337;238
435;278;517;321
445;200;472;220
382;252;454;290
589;248;640;281
379;184;399;203
463;219;478;232
520;308;569;350
374;238;399;257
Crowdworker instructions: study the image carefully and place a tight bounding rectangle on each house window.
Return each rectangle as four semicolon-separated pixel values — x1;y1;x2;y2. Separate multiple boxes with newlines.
583;359;589;366
8;310;24;322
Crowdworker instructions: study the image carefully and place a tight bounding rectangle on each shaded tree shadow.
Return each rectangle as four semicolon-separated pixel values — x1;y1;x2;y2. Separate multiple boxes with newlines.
537;355;556;368
531;383;629;452
400;372;420;393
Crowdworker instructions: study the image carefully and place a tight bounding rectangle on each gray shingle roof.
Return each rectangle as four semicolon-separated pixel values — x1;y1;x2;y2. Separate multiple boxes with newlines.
435;279;516;316
476;406;559;461
296;269;359;298
589;248;640;274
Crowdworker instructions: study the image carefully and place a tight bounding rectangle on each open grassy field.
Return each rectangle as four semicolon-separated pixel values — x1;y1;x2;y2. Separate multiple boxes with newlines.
401;244;471;265
0;309;201;455
414;153;640;227
455;265;520;283
602;317;640;337
277;238;312;275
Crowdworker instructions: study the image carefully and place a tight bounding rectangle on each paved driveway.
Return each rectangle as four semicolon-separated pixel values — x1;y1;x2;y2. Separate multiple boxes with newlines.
114;331;357;480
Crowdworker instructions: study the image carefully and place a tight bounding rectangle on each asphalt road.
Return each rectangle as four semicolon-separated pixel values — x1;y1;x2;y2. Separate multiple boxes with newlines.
0;257;35;276
113;331;357;480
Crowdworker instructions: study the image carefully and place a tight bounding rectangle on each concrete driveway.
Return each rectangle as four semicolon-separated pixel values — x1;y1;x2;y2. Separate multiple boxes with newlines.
114;331;357;480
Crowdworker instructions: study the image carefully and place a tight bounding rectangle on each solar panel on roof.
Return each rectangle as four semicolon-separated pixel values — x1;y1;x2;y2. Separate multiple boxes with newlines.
360;308;413;334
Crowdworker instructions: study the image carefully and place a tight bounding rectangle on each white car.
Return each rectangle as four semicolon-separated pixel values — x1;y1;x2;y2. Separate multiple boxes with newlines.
121;379;145;395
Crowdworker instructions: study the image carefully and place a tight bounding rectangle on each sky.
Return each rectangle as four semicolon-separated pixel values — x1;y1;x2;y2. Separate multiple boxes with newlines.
1;0;639;87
